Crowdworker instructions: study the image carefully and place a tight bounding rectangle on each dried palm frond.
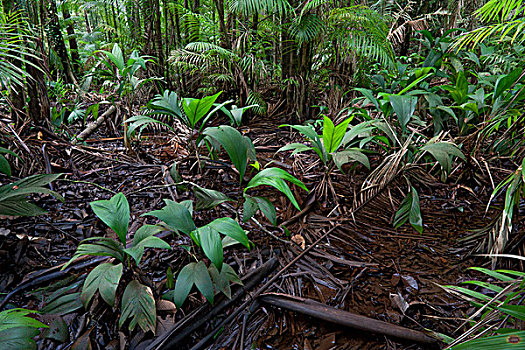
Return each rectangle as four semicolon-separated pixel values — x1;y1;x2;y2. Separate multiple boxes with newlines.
461;160;525;267
387;10;449;45
352;137;412;213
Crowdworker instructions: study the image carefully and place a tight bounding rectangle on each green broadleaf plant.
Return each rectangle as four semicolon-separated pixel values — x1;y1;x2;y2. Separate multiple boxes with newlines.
279;116;372;170
144;199;250;308
63;193;171;334
0;174;63;217
0;308;48;350
393;186;423;233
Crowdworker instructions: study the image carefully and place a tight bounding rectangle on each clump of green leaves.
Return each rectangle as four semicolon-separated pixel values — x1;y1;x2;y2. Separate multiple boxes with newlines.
0;308;48;350
63;193;171;334
279;115;371;172
200;125;308;226
0;174;63;217
443;266;525;349
127;90;258;144
145;199;248;307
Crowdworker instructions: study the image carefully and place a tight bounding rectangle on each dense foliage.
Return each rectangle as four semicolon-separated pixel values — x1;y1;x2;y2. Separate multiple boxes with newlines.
1;0;525;349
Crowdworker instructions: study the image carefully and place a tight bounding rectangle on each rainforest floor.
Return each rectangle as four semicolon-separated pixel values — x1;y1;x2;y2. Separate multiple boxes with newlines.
1;110;520;350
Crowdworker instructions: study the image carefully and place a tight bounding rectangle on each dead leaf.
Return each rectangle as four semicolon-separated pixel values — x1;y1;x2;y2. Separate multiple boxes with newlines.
292;234;305;249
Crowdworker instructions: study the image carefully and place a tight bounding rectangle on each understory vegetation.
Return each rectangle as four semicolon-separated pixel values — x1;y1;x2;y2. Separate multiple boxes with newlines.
1;0;525;349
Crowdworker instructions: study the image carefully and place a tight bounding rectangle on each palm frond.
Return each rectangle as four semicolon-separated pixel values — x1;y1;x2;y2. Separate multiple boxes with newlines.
328;6;395;69
453;0;525;50
229;0;293;17
289;13;324;44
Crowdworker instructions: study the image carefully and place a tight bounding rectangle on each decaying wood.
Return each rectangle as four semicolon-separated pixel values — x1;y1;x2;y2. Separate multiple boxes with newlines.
74;105;116;143
259;293;440;347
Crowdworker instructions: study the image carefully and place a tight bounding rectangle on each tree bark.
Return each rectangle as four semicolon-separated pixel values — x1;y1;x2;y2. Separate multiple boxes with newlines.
61;3;80;74
44;0;76;84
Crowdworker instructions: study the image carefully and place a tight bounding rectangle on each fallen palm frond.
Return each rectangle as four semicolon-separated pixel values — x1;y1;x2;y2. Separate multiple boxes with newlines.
352;137;411;214
461;159;525;267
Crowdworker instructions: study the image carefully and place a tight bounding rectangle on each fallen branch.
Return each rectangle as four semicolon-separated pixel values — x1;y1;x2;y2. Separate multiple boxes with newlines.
74;105;116;143
259;293;440;347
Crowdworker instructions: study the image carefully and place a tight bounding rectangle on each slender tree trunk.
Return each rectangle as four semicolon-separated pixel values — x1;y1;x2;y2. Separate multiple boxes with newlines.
26;38;50;127
214;0;228;47
61;3;80;74
111;0;119;40
44;0;76;84
84;10;92;33
153;0;165;77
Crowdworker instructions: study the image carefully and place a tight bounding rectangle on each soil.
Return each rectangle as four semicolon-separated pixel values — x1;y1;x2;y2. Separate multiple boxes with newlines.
0;112;519;350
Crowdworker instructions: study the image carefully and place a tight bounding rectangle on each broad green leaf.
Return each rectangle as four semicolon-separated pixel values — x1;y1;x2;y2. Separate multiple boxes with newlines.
119;280;156;334
341;121;376;147
147;90;182;119
421;141;465;175
242;196;277;226
173;261;214;307
277;143;313;156
208;263;243;299
193;186;233;210
451;331;525;350
0;155;11;176
279;124;325;161
63;237;126;270
207;217;250;249
323;116;351;153
355;88;381;112
445;71;468;104
90;193;129;245
254;196;277;226
494;68;523;101
182;92;222;128
393;186;423;233
245;167;308;210
104;44;125;71
389;94;418;132
0;309;47;332
242;196;258;223
124;225;170;265
230;104;257;126
145;199;196;235
196;226;223;270
0;174;63;216
40;293;83;316
81;263;123;307
333;149;370;171
203;125;249;182
0;327;40;350
497;305;525;321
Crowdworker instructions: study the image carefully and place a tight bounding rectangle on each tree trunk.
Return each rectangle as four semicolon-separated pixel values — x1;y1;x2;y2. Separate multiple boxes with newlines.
26;38;50;127
152;0;165;78
61;3;80;74
213;0;229;47
45;0;76;84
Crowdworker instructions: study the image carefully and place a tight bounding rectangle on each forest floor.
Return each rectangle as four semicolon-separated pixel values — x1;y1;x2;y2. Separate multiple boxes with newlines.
0;109;517;349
